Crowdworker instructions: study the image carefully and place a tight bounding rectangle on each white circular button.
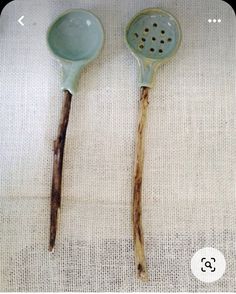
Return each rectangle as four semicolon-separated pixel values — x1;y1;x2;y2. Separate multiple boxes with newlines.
191;247;226;283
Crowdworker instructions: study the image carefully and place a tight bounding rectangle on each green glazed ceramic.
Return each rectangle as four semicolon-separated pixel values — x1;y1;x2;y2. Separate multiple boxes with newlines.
125;8;181;88
47;9;104;95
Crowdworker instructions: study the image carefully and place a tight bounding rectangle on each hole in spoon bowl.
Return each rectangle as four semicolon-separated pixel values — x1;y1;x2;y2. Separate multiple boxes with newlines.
125;8;182;61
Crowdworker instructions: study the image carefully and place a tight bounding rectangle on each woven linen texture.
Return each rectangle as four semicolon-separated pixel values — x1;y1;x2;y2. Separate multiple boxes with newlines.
0;0;235;291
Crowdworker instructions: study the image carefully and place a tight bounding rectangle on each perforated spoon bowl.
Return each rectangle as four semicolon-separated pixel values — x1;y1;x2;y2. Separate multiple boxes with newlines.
47;9;104;251
125;8;181;280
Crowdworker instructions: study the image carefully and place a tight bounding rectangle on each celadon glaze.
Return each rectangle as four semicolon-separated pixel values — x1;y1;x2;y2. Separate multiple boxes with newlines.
125;8;181;88
47;9;104;95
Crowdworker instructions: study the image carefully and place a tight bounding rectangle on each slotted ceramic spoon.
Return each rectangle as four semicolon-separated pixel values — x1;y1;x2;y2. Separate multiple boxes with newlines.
125;8;181;280
47;9;104;251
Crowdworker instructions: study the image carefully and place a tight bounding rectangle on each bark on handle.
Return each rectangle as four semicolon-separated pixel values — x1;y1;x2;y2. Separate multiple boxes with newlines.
49;90;72;251
133;86;149;281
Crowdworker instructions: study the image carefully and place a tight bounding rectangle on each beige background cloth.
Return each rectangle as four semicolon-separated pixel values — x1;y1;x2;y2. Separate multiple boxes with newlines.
0;0;235;291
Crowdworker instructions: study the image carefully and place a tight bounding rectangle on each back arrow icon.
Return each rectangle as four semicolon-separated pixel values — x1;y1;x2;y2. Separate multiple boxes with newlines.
18;16;24;26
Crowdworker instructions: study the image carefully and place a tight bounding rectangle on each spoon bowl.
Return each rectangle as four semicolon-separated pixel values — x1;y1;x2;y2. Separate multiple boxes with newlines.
125;8;181;87
48;9;104;62
47;9;104;94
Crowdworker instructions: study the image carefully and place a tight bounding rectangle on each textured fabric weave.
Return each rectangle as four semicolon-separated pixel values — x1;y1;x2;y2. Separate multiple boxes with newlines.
0;0;235;291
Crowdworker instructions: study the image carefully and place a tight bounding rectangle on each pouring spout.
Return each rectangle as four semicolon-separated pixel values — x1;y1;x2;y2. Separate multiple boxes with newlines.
61;60;86;95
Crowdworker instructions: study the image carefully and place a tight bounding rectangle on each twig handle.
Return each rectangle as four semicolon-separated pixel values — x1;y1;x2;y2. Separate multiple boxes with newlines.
49;90;72;251
133;86;149;281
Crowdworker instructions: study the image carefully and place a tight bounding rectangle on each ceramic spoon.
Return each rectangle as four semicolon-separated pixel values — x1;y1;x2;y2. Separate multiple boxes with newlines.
47;9;104;251
125;8;181;280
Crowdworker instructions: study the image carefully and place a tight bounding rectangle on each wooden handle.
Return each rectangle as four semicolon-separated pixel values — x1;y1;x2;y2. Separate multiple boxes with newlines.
49;90;72;251
133;86;149;281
